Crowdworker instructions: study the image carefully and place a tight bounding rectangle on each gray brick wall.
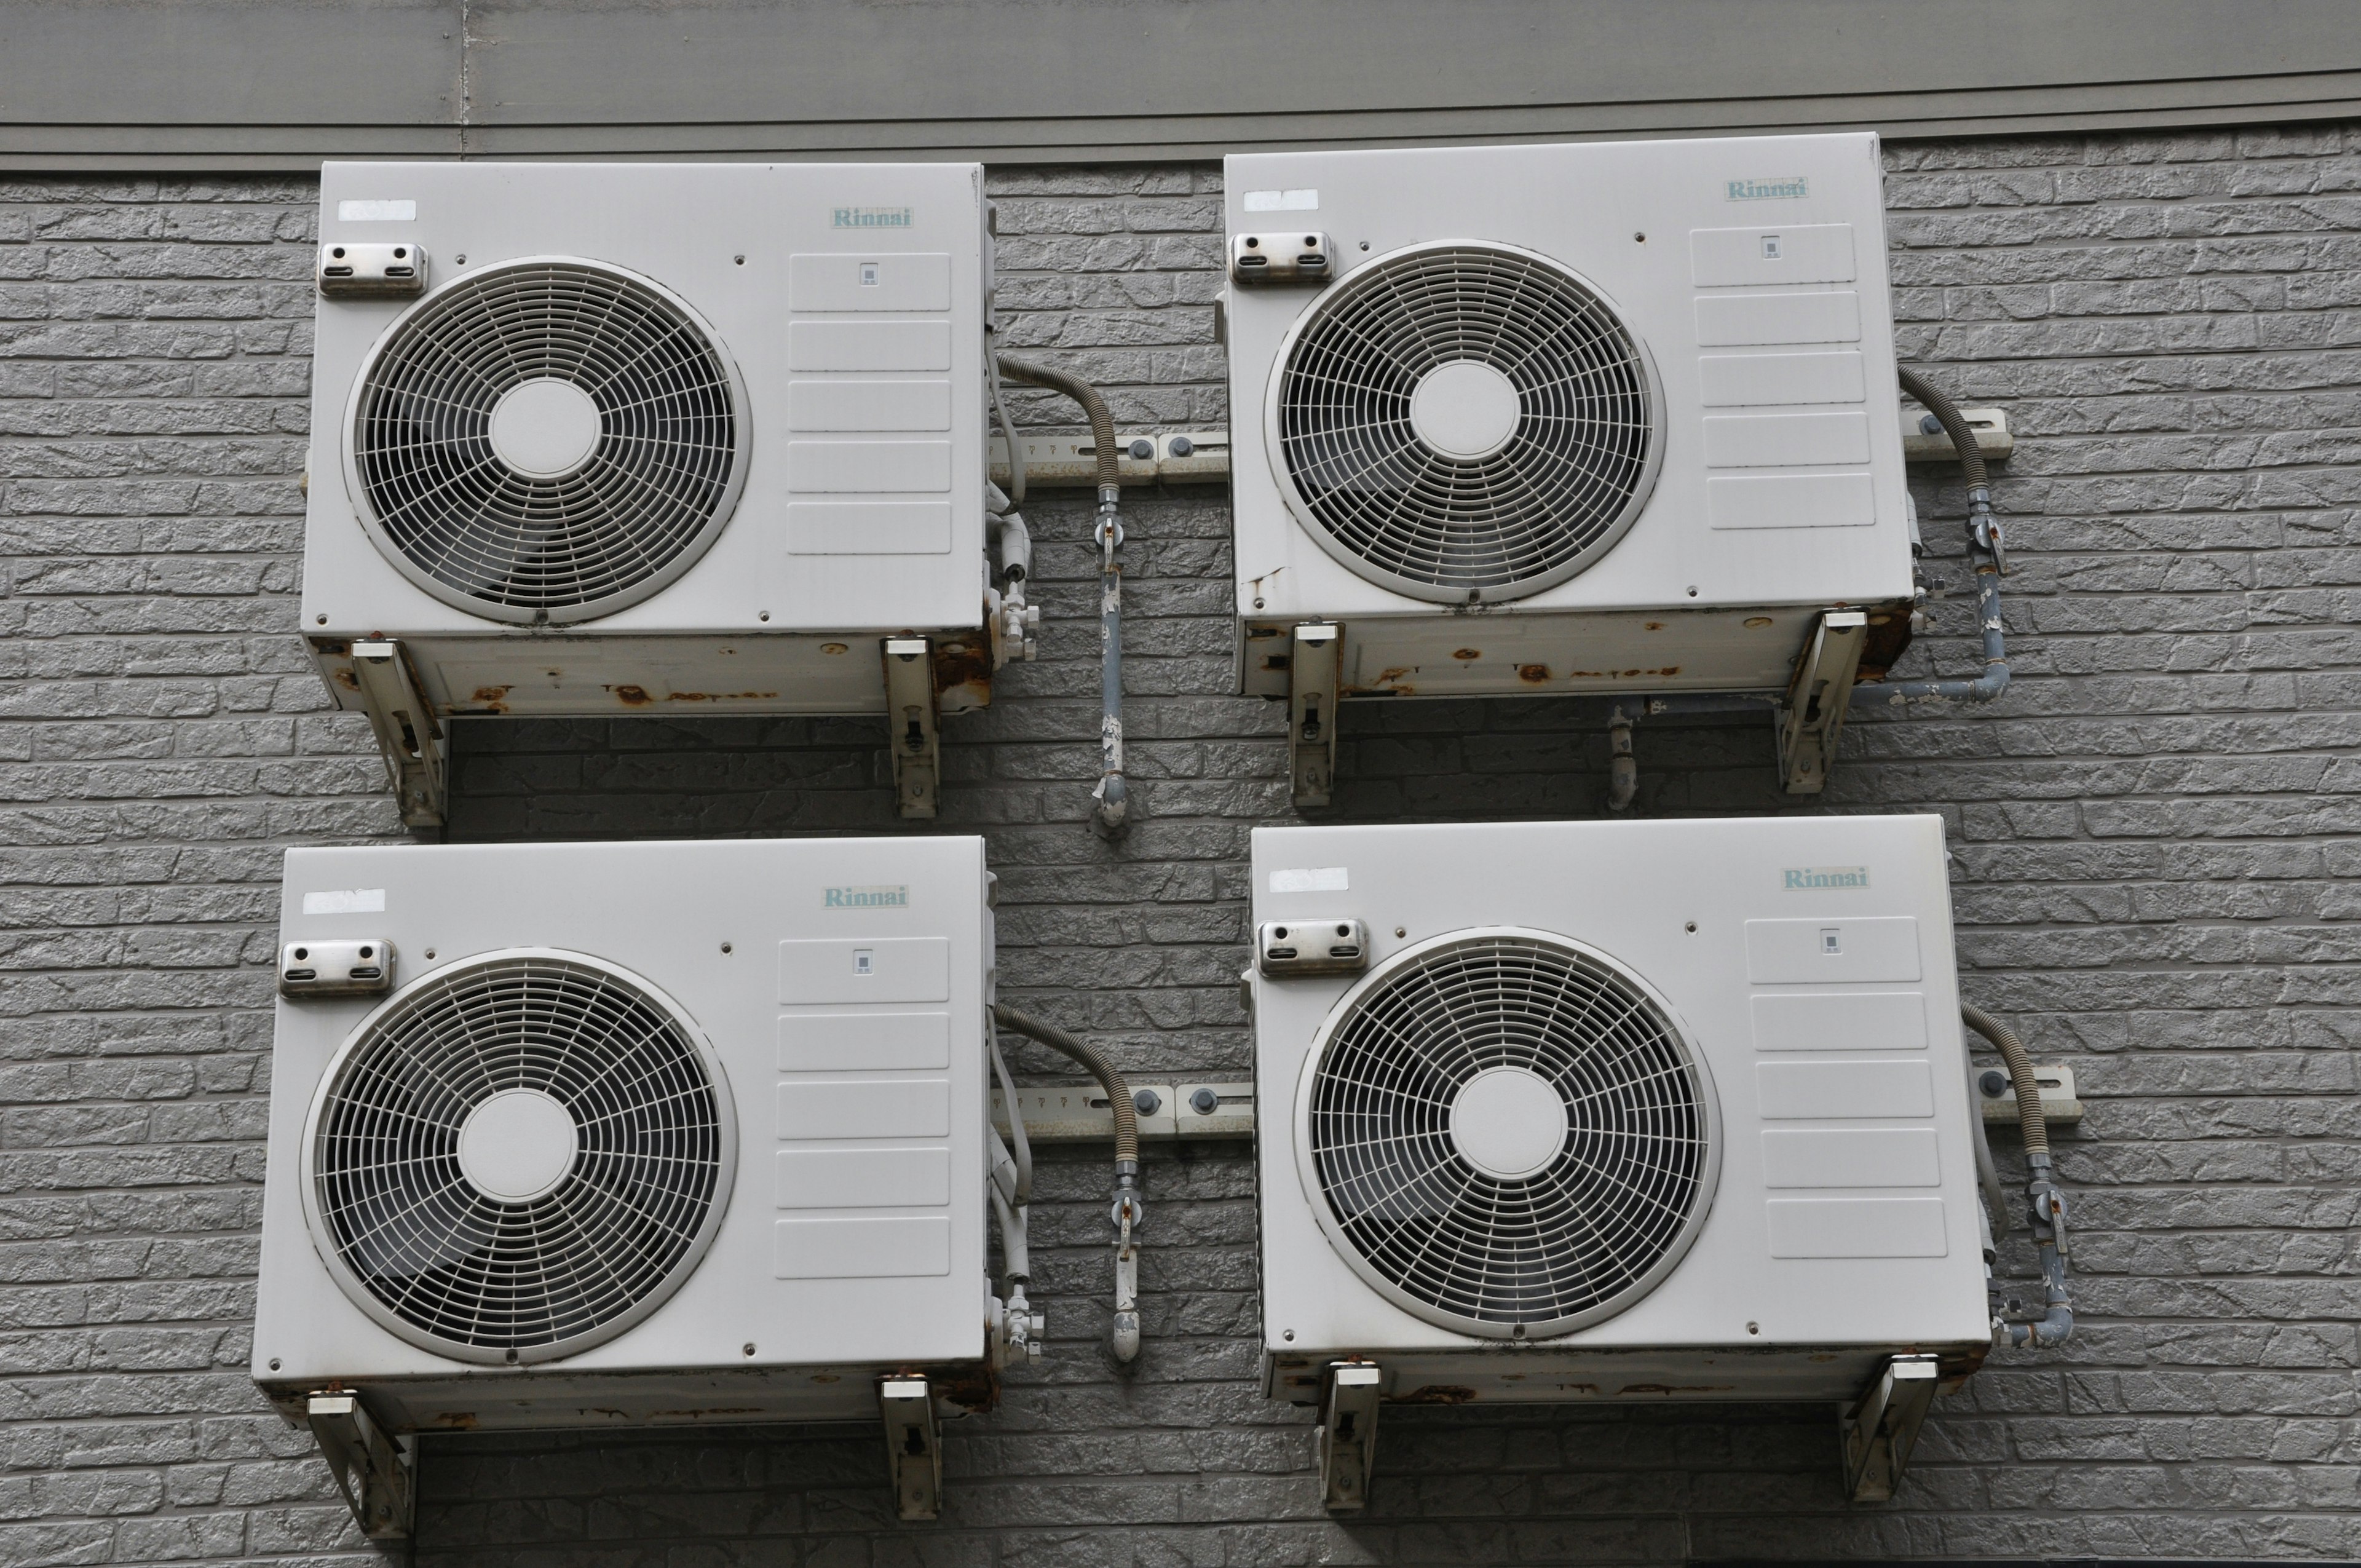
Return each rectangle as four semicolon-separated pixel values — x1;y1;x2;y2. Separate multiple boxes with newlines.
4;126;2360;1563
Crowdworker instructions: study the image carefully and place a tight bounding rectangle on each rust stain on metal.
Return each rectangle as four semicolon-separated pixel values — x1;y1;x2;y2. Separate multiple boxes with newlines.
470;685;512;715
920;1360;999;1413
1392;1384;1477;1406
931;637;995;712
1565;667;1682;679
610;684;654;707
1451;648;1482;660
1857;598;1916;682
1516;664;1551;683
1374;666;1414;685
1642;621;1666;631
333;668;360;691
658;691;780;703
427;1411;480;1430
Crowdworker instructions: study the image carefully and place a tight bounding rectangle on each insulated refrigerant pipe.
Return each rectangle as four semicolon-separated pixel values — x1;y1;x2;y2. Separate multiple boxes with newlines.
1961;1004;2074;1350
993;355;1129;834
992;1002;1145;1362
1879;368;2011;707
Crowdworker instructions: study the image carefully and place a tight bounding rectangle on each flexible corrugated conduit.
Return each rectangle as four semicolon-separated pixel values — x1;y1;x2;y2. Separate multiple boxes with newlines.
1880;368;2011;706
994;355;1129;835
994;1003;1144;1362
1962;1004;2073;1349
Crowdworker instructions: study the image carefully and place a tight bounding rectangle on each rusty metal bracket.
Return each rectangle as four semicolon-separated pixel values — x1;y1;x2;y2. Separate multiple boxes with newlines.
1979;1062;2085;1125
992;1080;1254;1142
1901;405;2012;464
1318;1361;1383;1512
882;636;941;820
350;639;446;830
987;430;1228;488
307;1393;414;1541
1778;610;1868;796
1287;623;1342;812
879;1377;942;1521
1840;1354;1939;1503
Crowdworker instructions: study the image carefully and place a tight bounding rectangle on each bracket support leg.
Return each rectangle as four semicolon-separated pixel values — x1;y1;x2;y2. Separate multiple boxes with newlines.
350;639;446;830
307;1393;414;1541
1841;1353;1939;1503
883;637;941;820
879;1377;943;1521
1288;623;1342;812
1317;1361;1382;1513
1779;609;1868;795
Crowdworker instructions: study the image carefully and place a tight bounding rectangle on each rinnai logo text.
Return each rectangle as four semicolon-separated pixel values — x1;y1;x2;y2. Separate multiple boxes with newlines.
832;206;914;229
825;884;909;908
1783;866;1870;890
1727;176;1808;201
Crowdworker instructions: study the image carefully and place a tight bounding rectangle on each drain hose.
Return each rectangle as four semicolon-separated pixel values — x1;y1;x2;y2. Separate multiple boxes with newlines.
994;1003;1144;1361
994;356;1129;834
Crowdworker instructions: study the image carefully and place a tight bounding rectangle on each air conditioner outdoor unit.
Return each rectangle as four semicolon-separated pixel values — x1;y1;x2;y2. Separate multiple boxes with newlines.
1224;134;1916;804
1247;815;1988;1510
255;836;997;1530
301;162;999;825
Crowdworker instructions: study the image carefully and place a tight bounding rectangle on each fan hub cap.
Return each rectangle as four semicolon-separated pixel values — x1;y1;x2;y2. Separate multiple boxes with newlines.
488;378;604;479
457;1088;580;1203
1448;1066;1568;1179
1409;360;1522;461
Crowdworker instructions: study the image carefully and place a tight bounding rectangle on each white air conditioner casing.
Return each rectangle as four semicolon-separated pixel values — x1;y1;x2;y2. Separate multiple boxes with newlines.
1250;815;1988;1409
1227;134;1916;702
253;836;997;1433
302;161;996;721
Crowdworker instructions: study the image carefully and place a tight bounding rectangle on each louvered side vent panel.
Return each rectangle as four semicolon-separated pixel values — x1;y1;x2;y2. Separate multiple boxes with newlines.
1271;244;1660;604
307;951;733;1364
1307;934;1710;1337
349;259;748;624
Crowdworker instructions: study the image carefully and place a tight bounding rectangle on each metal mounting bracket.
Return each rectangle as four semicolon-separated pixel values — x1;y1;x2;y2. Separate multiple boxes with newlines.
1287;623;1342;811
1840;1354;1940;1503
882;636;941;820
1317;1361;1383;1512
879;1377;942;1521
1778;609;1868;795
307;1393;414;1541
350;639;446;830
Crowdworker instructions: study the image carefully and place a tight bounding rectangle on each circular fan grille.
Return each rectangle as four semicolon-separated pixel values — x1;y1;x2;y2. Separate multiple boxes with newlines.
347;259;746;623
1304;933;1712;1336
1268;243;1659;603
306;952;733;1363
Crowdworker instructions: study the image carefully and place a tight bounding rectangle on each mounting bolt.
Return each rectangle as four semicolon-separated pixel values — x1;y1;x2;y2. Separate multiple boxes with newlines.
1128;438;1154;460
1190;1088;1220;1115
1133;1088;1162;1116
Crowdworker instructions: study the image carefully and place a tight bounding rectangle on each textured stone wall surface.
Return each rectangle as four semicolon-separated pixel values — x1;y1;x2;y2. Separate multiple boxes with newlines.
6;125;2361;1564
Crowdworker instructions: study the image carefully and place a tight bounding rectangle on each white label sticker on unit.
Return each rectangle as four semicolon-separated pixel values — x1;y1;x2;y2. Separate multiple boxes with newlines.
336;200;416;222
1269;866;1348;893
1243;189;1319;212
301;889;386;914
